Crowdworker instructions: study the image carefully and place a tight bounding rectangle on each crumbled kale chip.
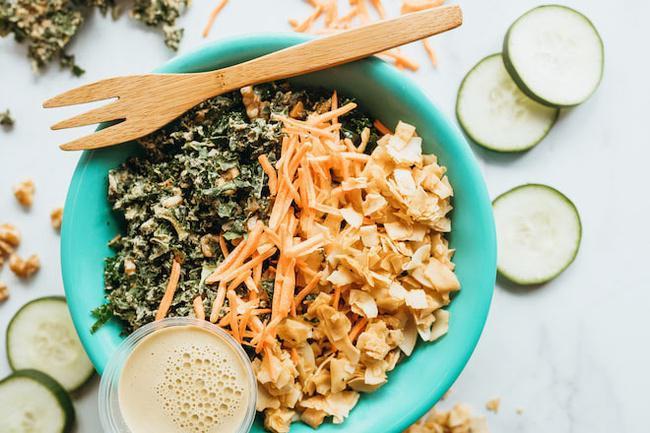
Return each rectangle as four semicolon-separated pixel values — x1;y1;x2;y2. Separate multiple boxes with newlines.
0;0;188;75
131;0;189;50
95;83;379;332
0;0;85;73
0;109;14;128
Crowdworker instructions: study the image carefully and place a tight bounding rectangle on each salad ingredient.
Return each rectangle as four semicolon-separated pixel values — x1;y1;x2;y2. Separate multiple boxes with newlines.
202;0;229;37
503;5;604;107
13;178;35;207
485;397;500;413
50;208;63;231
131;0;190;50
456;54;558;152
0;223;21;267
7;296;94;392
118;325;252;433
97;83;378;332
0;109;14;127
0;369;75;433
0;281;8;302
0;0;189;75
285;0;444;69
493;184;581;285
405;403;489;433
8;253;40;278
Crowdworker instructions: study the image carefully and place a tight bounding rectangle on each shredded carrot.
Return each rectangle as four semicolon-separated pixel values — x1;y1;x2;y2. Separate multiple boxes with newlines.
244;275;259;293
332;285;342;309
422;38;438;67
239;310;252;337
258;154;278;195
370;0;386;19
209;281;227;323
292;4;324;32
382;50;420;71
335;6;358;25
155;259;181;321
401;0;445;15
355;0;371;24
262;226;283;250
294;272;322;307
218;234;230;257
226;270;252;293
348;317;368;342
373;119;392;136
284;233;326;257
227;290;241;342
340;151;370;161
290;347;300;365
202;0;229;38
217;247;276;284
208;236;248;281
310;102;357;125
207;222;265;283
193;296;205;321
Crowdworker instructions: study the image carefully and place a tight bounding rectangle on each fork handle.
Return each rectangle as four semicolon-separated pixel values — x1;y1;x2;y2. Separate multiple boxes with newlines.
217;5;462;91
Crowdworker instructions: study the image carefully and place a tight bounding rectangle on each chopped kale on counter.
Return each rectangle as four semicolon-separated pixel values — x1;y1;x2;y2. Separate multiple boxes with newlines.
94;83;378;332
0;0;188;75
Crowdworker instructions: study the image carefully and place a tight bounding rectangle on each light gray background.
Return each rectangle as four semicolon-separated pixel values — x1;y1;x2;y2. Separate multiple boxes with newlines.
1;1;648;432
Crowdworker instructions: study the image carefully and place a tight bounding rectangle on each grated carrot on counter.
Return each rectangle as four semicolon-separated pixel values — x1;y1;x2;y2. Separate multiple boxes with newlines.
202;0;229;38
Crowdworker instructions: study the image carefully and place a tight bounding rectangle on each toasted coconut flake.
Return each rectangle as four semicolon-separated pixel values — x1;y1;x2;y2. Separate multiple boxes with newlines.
340;206;363;228
349;289;378;318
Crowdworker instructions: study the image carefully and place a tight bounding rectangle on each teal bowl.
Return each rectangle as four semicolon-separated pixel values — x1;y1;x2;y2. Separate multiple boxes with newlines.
61;33;496;432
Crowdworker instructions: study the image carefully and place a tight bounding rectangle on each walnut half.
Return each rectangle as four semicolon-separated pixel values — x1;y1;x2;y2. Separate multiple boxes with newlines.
9;254;40;278
0;282;8;303
13;179;35;207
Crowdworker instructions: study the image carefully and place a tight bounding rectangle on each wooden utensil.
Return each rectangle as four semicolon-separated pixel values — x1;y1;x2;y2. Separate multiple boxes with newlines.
44;5;462;151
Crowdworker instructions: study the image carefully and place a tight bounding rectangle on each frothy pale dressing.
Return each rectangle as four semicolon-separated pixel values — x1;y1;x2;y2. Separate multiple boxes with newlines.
118;326;251;433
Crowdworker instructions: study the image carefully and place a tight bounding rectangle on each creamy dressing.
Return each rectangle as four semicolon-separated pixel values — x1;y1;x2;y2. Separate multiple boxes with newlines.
118;325;251;433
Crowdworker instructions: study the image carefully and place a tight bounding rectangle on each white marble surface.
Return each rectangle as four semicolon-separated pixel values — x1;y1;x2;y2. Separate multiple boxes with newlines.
1;1;649;432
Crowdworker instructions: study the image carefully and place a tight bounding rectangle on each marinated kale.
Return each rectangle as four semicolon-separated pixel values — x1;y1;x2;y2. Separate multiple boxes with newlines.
95;83;379;332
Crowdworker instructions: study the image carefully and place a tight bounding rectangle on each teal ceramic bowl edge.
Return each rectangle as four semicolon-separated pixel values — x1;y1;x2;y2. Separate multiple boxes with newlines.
61;33;496;433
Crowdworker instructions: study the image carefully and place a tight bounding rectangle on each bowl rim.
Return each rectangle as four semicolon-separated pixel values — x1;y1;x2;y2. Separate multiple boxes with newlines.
61;32;496;433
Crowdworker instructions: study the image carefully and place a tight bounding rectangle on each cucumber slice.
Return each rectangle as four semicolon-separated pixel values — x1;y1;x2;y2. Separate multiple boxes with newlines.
6;296;95;392
503;5;604;107
494;184;581;285
0;369;75;433
456;54;559;152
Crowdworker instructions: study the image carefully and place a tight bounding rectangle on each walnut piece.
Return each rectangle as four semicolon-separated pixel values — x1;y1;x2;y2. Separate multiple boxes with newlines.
0;224;21;267
485;398;500;413
0;282;8;302
13;179;35;207
200;234;220;258
50;207;63;231
124;258;137;276
9;254;40;278
0;223;21;247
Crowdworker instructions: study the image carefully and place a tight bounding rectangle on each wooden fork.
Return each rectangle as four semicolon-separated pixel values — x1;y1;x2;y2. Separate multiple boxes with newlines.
44;5;462;151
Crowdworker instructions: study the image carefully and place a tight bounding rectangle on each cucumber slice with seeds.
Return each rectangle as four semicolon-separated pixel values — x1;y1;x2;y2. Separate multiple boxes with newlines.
456;54;559;152
6;296;95;392
503;5;604;107
494;184;581;285
0;369;75;433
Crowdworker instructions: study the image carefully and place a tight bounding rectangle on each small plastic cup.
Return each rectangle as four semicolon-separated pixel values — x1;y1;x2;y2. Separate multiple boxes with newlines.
99;317;257;433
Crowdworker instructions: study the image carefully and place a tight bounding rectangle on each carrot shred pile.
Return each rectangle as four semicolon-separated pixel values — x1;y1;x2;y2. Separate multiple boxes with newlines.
288;0;445;68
